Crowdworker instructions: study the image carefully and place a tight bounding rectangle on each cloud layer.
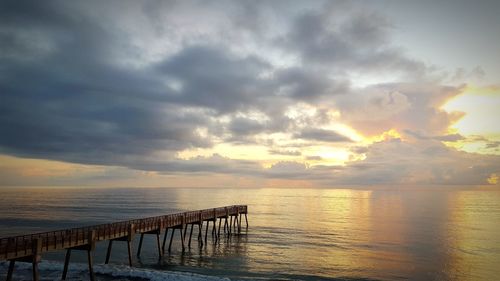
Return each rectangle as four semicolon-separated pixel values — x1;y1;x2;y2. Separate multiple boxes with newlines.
0;0;498;187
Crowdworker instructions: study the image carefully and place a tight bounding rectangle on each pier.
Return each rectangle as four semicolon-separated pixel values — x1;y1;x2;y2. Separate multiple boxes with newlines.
0;205;248;281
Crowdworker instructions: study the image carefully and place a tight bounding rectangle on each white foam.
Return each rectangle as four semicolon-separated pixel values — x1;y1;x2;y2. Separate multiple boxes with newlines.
0;261;230;281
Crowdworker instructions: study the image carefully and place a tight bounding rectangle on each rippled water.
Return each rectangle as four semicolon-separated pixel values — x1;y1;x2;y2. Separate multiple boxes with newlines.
1;187;499;280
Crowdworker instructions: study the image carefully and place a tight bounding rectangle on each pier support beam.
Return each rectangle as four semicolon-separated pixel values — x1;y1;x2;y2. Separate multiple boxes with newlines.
204;219;218;245
236;209;241;233
104;224;135;267
105;240;113;264
224;217;228;233
62;247;71;279
229;216;233;234
217;218;222;240
6;260;15;281
229;213;240;234
61;230;96;281
203;208;218;244
167;225;185;252
223;207;229;234
187;224;193;248
213;219;217;240
136;228;162;258
5;238;42;281
179;218;204;249
161;228;169;253
204;220;209;245
197;212;203;247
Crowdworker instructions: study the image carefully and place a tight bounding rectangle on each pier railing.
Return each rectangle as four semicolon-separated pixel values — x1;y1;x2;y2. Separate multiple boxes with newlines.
0;205;247;261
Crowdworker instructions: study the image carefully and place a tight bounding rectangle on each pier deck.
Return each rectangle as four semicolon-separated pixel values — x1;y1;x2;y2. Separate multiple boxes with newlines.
0;205;248;281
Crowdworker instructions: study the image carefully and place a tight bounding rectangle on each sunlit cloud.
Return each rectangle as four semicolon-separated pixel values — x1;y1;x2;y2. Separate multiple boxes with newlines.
441;85;500;155
487;173;499;185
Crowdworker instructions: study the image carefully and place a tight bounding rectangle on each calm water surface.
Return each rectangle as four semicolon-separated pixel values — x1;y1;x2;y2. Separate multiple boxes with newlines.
0;187;499;280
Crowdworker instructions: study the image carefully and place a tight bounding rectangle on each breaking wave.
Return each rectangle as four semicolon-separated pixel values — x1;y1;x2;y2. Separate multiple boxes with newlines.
0;261;230;281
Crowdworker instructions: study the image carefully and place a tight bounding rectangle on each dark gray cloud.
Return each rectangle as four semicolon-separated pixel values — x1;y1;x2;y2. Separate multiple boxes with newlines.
295;128;352;143
149;154;262;175
305;155;322;160
268;149;301;156
281;5;427;78
272;67;349;101
404;130;465;142
0;0;284;169
0;1;216;167
486;141;500;149
157;46;272;113
228;117;267;136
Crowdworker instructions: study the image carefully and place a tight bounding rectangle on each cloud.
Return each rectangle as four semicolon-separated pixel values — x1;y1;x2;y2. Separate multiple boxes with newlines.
334;139;500;186
449;66;486;83
0;2;224;167
268;149;302;156
157;45;272;113
228;116;267;136
0;0;498;187
404;130;465;142
265;161;309;178
295;128;352;143
280;4;428;79
336;83;466;136
486;141;500;149
272;67;349;101
305;156;322;161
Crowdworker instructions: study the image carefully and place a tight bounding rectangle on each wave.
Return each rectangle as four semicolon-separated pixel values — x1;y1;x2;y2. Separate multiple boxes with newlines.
0;261;230;281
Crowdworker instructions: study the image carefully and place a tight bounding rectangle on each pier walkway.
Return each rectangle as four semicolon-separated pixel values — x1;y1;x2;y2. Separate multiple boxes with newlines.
0;205;248;281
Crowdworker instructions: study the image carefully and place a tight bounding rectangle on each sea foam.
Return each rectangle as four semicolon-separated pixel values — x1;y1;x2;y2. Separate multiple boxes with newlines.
0;261;230;281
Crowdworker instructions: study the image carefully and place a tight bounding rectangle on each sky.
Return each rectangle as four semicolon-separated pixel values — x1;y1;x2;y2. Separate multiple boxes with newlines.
0;0;499;188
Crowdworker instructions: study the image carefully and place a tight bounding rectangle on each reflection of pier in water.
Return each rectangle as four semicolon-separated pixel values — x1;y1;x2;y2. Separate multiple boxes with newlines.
0;205;248;281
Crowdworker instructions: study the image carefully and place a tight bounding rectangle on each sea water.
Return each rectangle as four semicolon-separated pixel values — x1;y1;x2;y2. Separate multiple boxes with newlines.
0;187;499;280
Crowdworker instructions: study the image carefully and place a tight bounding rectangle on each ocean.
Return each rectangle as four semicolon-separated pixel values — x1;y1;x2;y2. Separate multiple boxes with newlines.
0;187;499;281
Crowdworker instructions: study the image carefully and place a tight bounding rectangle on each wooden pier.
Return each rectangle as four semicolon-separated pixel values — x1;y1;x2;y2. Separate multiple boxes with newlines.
0;205;248;281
